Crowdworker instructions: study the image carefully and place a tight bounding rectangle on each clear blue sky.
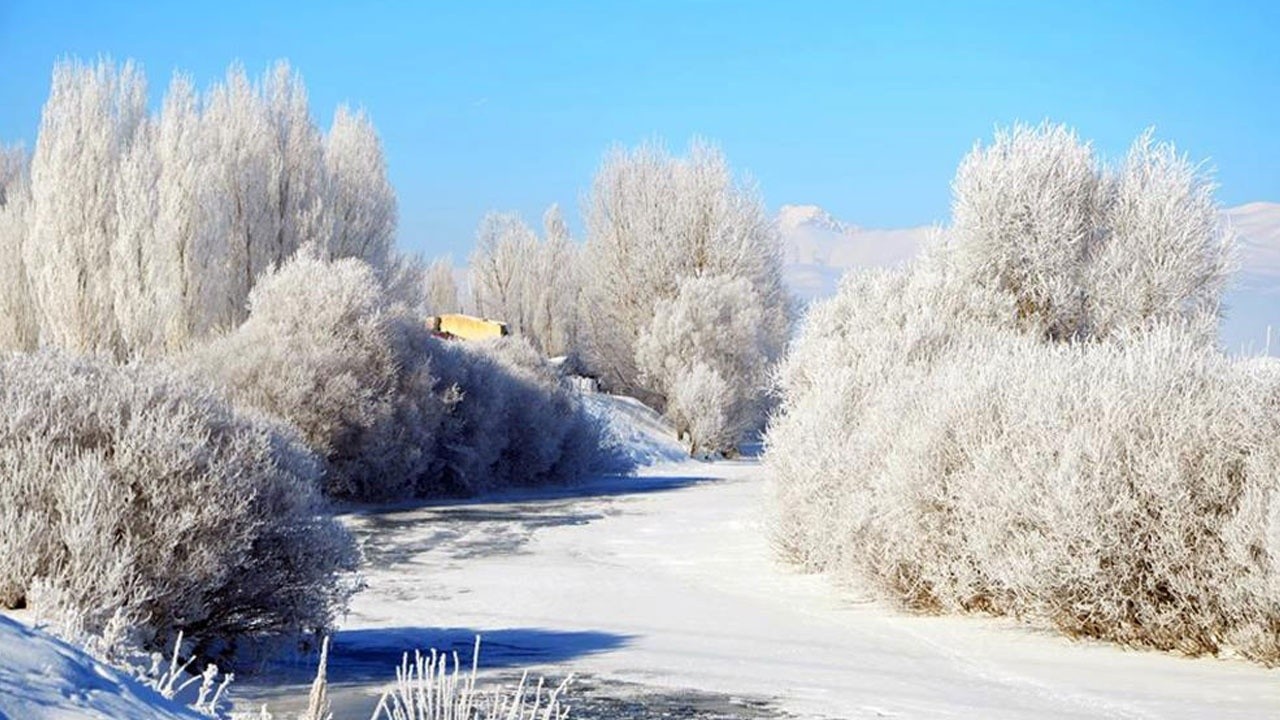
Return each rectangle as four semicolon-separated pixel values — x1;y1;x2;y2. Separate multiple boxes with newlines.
1;1;1276;260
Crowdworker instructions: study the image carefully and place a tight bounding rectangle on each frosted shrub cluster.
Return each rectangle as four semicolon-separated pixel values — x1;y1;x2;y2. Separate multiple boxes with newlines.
188;249;443;500
581;142;790;453
0;58;396;358
765;123;1280;661
191;251;618;501
636;274;773;455
430;335;620;494
0;352;357;658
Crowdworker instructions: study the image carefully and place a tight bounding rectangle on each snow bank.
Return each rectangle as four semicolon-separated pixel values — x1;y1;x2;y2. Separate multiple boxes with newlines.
581;392;687;467
0;615;201;720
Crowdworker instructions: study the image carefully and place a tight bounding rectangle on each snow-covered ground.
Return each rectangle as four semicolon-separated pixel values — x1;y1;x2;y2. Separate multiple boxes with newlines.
234;396;1280;720
4;393;1279;718
0;615;202;720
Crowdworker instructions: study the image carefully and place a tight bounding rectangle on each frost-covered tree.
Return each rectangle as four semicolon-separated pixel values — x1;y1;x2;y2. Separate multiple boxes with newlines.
151;73;221;348
467;207;583;357
424;257;461;315
581;141;789;444
1085;130;1231;336
6;58;400;358
0;146;35;351
323;105;396;267
636;274;772;454
200;64;282;332
764;123;1275;662
0;145;25;205
111;114;162;354
470;211;536;329
263;62;327;267
25;59;148;356
530;204;582;358
949;122;1230;341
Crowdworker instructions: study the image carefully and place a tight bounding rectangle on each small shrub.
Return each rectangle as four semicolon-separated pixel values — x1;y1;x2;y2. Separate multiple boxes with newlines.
429;336;620;495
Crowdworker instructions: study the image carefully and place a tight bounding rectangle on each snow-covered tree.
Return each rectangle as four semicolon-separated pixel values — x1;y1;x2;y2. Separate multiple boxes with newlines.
151;72;220;349
323;105;396;267
110;113;162;355
8;58;400;358
467;206;583;357
0;146;35;352
1085;130;1231;336
636;274;772;454
24;59;148;356
424;257;461;315
530;204;582;358
949;122;1230;341
470;211;536;329
581;141;789;445
0;145;25;205
764;123;1275;662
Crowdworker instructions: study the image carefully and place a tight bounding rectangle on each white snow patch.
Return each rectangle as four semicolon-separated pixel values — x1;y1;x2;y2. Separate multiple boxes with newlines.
0;614;201;720
583;391;688;466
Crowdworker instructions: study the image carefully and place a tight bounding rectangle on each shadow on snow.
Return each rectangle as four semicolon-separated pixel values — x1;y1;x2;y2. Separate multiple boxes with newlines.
327;626;633;681
340;473;718;518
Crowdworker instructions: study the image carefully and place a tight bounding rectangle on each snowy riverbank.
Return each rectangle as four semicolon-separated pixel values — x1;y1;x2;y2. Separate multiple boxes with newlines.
235;399;1280;719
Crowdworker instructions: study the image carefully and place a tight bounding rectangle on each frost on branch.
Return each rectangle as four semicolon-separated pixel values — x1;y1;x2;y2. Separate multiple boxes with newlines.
0;351;357;659
765;123;1280;662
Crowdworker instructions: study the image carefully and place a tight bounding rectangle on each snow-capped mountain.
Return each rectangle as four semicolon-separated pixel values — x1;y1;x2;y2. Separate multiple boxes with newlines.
1225;202;1280;287
779;202;1280;354
777;204;934;301
1222;201;1280;354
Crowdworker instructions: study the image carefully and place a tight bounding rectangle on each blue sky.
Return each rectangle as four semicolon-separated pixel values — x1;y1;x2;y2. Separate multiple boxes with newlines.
1;1;1276;260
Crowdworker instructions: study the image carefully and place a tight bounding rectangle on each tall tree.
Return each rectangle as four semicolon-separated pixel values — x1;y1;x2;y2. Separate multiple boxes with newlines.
25;59;148;355
323;105;397;267
581;140;790;440
0;146;34;351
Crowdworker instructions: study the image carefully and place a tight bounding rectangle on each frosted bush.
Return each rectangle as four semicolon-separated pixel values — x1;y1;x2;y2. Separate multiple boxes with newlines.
191;251;619;501
636;273;774;454
765;124;1280;662
429;335;622;495
0;351;357;658
188;249;445;500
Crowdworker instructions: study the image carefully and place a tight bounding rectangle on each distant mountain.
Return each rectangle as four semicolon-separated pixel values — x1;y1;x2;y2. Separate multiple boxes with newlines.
778;202;1280;355
777;204;934;301
1222;201;1280;354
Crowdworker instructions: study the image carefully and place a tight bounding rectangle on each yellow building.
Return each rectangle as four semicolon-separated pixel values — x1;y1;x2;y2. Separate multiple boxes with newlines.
429;314;509;341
